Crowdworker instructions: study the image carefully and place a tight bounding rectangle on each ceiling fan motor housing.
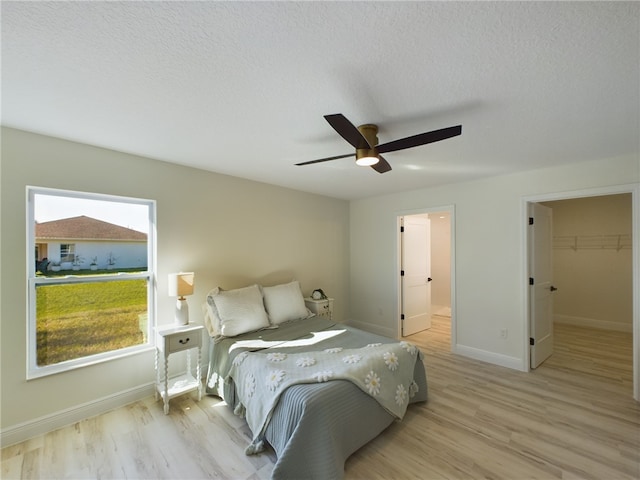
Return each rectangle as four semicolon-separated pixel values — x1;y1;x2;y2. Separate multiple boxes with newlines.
357;124;379;147
356;124;380;164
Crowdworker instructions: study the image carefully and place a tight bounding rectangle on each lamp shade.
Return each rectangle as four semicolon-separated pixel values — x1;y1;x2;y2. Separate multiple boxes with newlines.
168;272;194;298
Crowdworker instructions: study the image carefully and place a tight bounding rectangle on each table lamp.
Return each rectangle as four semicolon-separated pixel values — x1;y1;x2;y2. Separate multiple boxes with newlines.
168;272;194;325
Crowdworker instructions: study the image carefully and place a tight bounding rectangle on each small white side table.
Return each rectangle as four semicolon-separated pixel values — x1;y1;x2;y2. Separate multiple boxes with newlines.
155;324;203;414
304;297;334;320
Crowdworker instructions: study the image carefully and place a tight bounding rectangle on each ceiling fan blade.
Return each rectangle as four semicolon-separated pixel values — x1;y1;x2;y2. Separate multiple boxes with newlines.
371;155;392;174
295;152;354;166
324;114;371;149
377;125;462;154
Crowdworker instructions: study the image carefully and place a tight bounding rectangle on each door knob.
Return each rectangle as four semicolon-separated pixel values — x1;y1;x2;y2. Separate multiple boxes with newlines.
550;285;558;292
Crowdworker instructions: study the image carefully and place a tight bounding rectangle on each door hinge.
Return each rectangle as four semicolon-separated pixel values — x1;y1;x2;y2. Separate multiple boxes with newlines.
529;217;534;225
400;226;405;233
529;277;534;285
401;314;405;320
400;270;405;276
529;337;535;346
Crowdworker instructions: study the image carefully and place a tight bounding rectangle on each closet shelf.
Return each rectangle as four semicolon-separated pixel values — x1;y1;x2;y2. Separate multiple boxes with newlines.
553;234;632;251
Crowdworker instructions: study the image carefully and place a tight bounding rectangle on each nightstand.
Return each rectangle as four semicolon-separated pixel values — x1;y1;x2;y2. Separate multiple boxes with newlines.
304;297;334;320
155;324;203;414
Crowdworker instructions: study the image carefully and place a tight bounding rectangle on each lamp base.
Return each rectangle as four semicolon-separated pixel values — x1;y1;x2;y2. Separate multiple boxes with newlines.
175;298;189;325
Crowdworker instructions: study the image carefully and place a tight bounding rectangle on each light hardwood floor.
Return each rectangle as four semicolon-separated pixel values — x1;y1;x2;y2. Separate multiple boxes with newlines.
2;317;638;479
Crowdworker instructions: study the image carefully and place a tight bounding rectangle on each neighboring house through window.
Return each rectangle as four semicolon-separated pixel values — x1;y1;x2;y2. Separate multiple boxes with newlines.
27;186;156;378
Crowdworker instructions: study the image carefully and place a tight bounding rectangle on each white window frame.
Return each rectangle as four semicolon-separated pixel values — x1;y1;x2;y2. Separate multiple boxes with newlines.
59;243;76;262
26;186;157;379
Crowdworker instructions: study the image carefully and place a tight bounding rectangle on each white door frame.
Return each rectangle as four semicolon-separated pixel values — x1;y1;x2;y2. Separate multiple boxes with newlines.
522;183;640;401
396;205;456;351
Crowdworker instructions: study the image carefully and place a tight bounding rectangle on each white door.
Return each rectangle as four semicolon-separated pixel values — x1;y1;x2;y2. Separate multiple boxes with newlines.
401;215;432;336
529;203;556;368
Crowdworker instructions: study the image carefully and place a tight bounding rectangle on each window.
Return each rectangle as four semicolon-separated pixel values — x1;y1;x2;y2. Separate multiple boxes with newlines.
60;243;75;263
27;186;156;378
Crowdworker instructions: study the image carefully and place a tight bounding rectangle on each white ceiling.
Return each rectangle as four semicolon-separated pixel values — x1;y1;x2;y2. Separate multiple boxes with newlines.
3;1;639;200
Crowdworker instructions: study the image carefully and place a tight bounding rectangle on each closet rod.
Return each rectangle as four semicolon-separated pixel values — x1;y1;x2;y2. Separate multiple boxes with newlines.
552;234;631;251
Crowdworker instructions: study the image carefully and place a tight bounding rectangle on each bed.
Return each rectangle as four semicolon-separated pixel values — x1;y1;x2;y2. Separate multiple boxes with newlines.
203;281;428;479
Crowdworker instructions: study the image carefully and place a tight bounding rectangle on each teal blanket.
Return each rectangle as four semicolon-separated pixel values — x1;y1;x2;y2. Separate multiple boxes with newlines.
205;316;428;479
229;335;422;453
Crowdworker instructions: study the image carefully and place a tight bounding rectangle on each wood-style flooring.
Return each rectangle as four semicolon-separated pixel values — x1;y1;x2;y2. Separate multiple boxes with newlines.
2;316;638;479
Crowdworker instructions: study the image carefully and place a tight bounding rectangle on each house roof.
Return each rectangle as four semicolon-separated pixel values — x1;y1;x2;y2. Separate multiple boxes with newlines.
35;216;147;241
2;2;638;200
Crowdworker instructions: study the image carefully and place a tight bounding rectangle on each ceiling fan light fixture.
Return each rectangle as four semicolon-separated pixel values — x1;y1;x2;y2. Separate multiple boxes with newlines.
356;156;379;166
356;148;379;166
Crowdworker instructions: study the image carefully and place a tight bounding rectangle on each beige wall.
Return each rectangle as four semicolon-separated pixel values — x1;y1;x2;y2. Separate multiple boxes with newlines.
544;194;633;330
349;155;639;370
429;213;451;314
0;127;350;432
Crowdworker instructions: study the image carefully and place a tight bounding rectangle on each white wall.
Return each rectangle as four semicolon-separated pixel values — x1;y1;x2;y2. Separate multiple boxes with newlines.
0;128;350;438
349;155;639;369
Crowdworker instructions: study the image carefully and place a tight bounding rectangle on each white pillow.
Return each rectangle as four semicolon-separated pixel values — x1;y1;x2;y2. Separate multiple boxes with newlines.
204;287;223;337
263;280;310;325
211;284;270;337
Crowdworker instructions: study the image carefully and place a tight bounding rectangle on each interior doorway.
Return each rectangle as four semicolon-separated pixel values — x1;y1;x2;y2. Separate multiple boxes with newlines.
397;206;455;351
524;185;639;401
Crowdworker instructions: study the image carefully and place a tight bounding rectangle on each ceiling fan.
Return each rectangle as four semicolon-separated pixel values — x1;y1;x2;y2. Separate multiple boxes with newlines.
295;114;462;173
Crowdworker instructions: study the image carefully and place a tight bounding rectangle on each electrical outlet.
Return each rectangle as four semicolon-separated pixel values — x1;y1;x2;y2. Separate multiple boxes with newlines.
499;328;508;339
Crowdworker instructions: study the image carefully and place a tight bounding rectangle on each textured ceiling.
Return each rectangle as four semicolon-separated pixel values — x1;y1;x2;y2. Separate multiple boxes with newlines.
2;1;639;200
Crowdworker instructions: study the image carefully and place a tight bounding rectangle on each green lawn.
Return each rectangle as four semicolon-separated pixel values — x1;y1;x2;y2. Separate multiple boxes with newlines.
36;279;147;366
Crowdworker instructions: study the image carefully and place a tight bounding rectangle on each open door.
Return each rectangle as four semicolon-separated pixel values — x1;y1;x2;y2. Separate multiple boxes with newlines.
529;202;556;368
401;215;432;336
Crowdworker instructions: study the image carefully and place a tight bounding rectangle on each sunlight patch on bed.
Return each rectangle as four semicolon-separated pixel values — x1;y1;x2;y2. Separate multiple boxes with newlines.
229;329;346;352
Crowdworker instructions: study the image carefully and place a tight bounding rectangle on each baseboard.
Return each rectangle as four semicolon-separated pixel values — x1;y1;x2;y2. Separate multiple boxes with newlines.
345;319;396;338
0;382;155;448
431;305;451;318
554;314;632;333
454;344;524;371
